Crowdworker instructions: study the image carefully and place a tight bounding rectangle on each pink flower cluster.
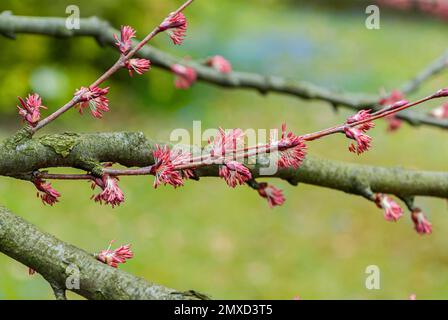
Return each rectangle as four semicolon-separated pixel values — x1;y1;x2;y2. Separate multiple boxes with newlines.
151;145;185;188
379;90;407;132
171;55;231;90
206;56;232;73
171;147;195;179
435;88;448;97
114;25;136;54
374;194;433;235
146;124;306;208
209;128;245;158
114;26;151;77
17;93;47;127
171;64;197;89
375;193;404;222
97;240;133;268
219;160;252;188
345;109;374;155
33;178;61;206
160;12;188;45
257;183;285;208
411;208;432;235
345;128;372;154
273;123;307;169
346;109;375;131
125;58;151;77
91;174;125;208
429;103;448;119
206;128;252;187
74;86;110;119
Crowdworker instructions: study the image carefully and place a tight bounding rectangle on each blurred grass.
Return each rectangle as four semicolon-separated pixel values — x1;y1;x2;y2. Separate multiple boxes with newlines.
0;0;447;299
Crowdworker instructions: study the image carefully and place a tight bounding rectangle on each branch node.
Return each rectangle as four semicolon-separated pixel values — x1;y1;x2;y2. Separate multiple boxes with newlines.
246;178;260;190
257;76;271;95
50;282;67;300
287;177;300;186
91;164;105;177
189;170;200;181
331;102;339;113
399;195;415;211
286;171;300;186
4;126;33;149
352;177;375;201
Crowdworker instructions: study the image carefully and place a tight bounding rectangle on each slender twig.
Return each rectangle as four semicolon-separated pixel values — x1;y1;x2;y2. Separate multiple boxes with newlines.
177;91;447;169
31;0;195;133
36;173;93;180
34;89;447;180
302;92;438;141
32;99;80;132
36;166;156;180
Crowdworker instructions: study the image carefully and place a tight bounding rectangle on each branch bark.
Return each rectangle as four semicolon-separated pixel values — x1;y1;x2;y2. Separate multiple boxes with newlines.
1;130;446;199
1;12;447;129
0;204;207;300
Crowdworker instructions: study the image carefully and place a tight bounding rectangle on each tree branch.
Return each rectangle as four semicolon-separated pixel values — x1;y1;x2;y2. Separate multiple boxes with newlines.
1;12;447;129
0;204;207;300
400;49;448;94
1;131;446;199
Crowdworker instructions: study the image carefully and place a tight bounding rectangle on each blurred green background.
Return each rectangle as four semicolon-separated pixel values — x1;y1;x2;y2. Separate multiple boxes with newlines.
0;0;447;300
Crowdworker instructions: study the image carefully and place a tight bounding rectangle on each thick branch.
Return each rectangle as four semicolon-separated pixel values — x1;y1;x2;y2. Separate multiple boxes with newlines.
1;131;446;199
1;12;447;129
0;204;206;300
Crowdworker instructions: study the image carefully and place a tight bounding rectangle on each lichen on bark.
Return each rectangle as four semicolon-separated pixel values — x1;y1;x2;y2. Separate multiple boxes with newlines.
39;132;81;158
